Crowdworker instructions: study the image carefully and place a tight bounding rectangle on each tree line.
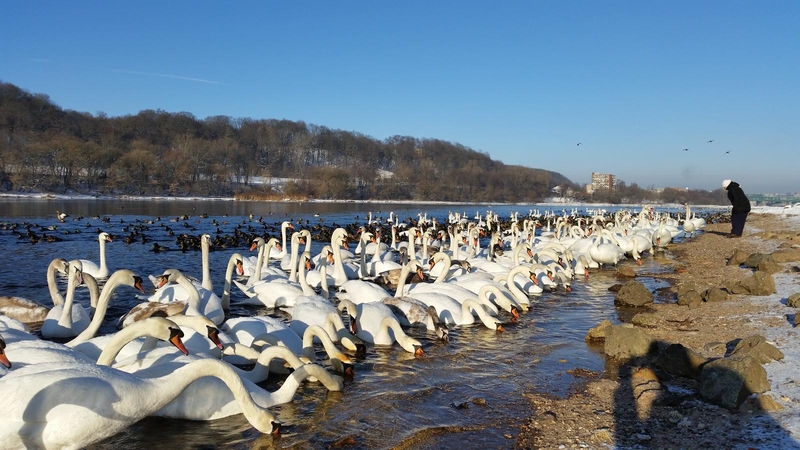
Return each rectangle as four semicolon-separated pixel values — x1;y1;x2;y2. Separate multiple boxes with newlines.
0;81;728;205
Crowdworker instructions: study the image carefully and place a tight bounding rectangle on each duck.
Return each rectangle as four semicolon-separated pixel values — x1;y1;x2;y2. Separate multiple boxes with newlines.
0;258;70;324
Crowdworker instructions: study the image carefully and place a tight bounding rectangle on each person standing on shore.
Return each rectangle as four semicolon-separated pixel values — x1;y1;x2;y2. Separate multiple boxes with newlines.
723;179;751;238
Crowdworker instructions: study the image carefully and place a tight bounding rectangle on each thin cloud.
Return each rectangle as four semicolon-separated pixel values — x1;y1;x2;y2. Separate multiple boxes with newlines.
100;67;226;85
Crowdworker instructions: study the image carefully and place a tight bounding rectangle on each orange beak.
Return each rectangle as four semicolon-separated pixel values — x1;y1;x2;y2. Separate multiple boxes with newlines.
156;276;169;289
496;324;506;333
0;347;10;369
249;241;258;251
414;346;426;358
169;328;189;355
133;277;146;294
637;259;643;266
207;326;224;350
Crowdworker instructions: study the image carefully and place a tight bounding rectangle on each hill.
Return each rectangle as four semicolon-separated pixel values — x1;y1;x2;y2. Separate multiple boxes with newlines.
0;81;572;201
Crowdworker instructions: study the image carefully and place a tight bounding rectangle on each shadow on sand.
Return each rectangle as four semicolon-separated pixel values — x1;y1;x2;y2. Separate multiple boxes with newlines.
611;340;799;449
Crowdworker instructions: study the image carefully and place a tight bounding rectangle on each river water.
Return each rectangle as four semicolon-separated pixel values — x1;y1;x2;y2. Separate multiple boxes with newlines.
0;198;688;449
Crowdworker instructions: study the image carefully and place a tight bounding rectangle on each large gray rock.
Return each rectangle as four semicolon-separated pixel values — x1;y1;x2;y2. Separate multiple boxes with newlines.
742;253;773;269
740;272;777;296
677;288;703;307
631;313;658;328
604;325;656;360
699;356;770;409
585;319;613;341
654;343;709;379
771;249;800;263
702;288;729;303
727;249;750;266
731;335;784;363
614;281;654;307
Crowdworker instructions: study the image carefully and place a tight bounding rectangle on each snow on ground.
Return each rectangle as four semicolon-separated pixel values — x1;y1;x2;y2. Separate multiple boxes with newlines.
738;205;800;442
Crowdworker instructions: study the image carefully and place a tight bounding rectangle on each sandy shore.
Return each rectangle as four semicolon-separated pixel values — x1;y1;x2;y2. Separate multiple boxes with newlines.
515;210;800;449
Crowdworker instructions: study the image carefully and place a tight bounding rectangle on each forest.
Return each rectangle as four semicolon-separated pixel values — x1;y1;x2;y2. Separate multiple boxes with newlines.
0;81;728;205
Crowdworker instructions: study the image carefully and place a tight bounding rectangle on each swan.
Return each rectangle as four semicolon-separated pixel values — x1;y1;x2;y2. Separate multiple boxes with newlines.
144;268;225;325
0;258;69;324
305;245;336;289
0;358;280;449
241;237;286;281
337;298;425;357
67;316;193;365
152;360;341;421
381;296;449;342
270;220;294;260
335;253;419;304
41;261;91;339
79;231;112;278
281;229;311;275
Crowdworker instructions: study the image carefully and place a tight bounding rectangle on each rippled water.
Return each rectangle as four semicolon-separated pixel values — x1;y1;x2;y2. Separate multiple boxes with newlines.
0;199;680;449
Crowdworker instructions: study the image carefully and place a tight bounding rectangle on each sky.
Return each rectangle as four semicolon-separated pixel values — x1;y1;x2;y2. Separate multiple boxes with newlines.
2;1;798;194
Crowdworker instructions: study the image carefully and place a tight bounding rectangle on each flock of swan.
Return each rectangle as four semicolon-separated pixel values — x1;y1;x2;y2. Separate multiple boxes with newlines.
0;203;708;449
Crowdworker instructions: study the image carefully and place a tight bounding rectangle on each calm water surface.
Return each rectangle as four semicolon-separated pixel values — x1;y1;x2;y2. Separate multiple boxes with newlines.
0;199;682;449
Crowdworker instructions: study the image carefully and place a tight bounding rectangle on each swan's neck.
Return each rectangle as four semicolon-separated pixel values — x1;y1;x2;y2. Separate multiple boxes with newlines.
380;316;418;353
394;262;416;296
178;275;202;314
319;265;329;299
201;238;212;291
98;236;108;273
47;259;65;306
288;234;301;283
57;268;79;327
67;272;126;346
237;345;306;383
221;254;240;312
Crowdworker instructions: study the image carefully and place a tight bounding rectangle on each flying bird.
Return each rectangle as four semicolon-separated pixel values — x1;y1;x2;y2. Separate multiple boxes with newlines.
707;140;715;143
725;151;730;154
683;148;689;151
577;143;582;146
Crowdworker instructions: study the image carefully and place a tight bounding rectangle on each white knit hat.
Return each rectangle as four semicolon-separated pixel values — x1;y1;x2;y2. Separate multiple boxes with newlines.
722;179;732;189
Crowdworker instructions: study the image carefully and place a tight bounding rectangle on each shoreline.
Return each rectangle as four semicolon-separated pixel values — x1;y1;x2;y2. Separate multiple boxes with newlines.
515;212;800;449
0;191;734;211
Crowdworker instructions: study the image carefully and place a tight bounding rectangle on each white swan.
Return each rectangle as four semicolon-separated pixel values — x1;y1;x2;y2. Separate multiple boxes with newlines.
381;296;449;342
270;220;294;260
337;298;425;357
0;358;280;449
79;231;112;278
147;268;225;325
41;261;90;339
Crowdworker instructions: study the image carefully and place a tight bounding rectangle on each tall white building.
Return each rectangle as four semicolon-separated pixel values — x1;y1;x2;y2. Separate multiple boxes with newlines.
591;172;616;192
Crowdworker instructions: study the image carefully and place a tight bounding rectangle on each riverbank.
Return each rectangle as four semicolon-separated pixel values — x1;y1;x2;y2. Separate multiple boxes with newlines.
514;210;800;449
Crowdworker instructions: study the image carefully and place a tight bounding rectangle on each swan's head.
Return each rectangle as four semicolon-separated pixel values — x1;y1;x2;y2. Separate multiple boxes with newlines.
206;325;224;350
168;325;189;355
249;237;265;252
156;269;183;288
132;275;146;294
67;260;84;285
99;232;112;243
0;337;11;368
414;344;425;358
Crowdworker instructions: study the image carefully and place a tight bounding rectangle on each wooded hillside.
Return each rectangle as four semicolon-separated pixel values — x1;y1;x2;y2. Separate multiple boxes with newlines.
0;82;572;201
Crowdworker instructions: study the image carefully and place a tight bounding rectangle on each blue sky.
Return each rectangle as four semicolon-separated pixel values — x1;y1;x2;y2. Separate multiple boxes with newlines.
2;1;798;193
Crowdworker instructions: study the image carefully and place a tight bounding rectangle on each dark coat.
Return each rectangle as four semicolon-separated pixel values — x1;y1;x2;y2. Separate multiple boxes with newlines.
726;181;751;214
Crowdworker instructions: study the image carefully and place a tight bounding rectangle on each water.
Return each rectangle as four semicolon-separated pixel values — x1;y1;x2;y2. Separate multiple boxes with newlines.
0;199;679;449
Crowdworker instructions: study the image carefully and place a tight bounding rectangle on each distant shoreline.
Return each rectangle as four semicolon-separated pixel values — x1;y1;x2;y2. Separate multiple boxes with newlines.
0;191;737;212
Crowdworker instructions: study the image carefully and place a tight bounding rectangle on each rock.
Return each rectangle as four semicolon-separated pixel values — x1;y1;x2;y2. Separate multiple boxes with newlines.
756;394;784;411
702;288;729;303
742;253;773;269
704;341;727;354
654;343;709;379
614;281;654;307
727;249;750;266
677;289;703;307
794;314;800;327
740;272;777;296
608;283;623;292
771;248;800;263
699;355;770;409
604;325;657;360
631;313;658;328
585;319;612;341
786;293;800;308
632;367;660;381
757;260;781;274
616;266;637;278
724;279;750;295
731;335;784;363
